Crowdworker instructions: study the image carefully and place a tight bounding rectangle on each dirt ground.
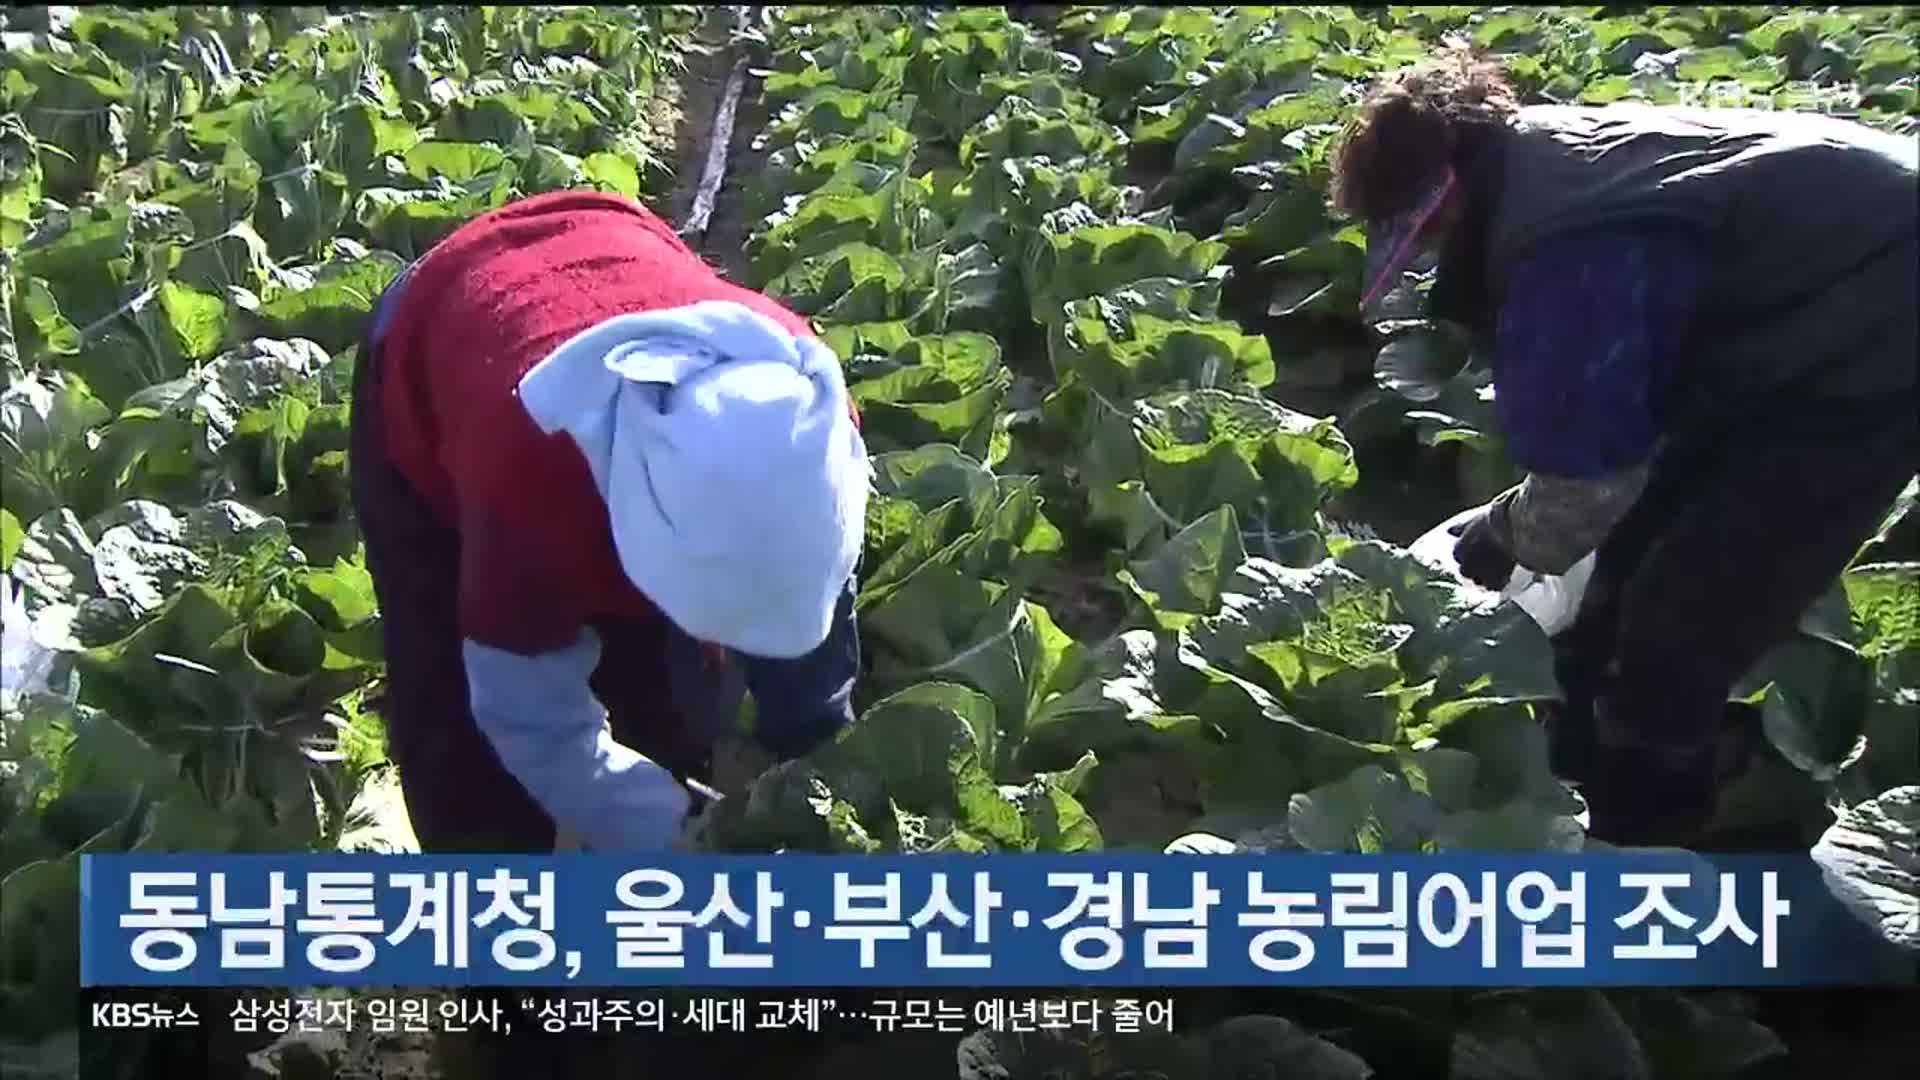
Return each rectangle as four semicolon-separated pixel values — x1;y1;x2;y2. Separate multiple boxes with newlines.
661;9;767;285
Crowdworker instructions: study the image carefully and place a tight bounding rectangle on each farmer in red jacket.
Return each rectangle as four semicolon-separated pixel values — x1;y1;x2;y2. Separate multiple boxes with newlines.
1330;47;1917;846
348;190;868;854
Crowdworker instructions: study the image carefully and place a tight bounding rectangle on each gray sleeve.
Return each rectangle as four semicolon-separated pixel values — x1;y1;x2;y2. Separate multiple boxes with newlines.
1486;463;1650;576
463;629;691;852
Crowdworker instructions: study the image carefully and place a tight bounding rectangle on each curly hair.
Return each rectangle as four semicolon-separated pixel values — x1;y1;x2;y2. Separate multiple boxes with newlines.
1329;43;1521;221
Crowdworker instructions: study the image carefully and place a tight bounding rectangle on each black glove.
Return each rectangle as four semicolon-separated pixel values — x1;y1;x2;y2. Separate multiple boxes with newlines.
1449;509;1518;591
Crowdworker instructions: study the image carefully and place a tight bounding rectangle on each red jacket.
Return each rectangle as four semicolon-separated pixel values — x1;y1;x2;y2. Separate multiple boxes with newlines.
373;191;826;656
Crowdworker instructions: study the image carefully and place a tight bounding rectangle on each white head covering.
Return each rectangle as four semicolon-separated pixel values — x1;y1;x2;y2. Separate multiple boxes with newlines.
516;300;869;659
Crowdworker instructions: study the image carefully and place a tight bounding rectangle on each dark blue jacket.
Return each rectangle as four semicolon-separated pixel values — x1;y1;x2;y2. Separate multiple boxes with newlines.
1484;223;1706;573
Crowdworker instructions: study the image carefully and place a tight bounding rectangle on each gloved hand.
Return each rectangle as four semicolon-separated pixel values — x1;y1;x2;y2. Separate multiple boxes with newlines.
671;777;723;851
1449;508;1518;591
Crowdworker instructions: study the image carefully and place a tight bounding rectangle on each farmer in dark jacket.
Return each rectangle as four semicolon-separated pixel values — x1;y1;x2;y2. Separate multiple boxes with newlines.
348;189;868;856
1330;47;1919;846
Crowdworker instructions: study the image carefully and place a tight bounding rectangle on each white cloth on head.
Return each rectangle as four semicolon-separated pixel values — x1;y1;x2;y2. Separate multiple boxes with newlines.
515;300;869;659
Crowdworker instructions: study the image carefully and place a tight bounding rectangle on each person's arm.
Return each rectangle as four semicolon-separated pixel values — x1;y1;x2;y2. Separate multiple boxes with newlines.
456;503;691;851
1484;467;1649;576
1482;225;1706;575
463;631;691;850
738;573;860;760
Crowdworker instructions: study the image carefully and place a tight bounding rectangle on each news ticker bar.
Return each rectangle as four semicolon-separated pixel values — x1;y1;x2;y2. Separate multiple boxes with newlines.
83;988;1176;1040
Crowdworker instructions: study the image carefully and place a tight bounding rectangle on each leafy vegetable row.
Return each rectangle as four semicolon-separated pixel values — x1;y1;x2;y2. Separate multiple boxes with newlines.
0;4;702;1061
703;6;1582;859
1044;2;1918;822
702;7;1920;1077
0;5;1913;1076
704;2;1916;939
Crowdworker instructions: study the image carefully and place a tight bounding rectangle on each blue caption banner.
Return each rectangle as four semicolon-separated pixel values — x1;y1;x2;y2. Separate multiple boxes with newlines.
79;852;1909;988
